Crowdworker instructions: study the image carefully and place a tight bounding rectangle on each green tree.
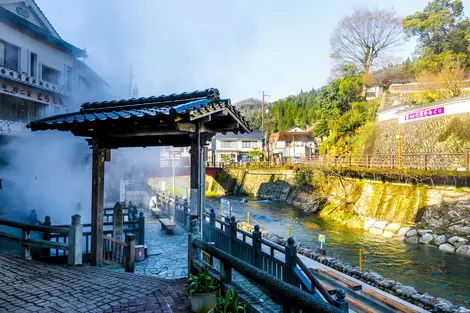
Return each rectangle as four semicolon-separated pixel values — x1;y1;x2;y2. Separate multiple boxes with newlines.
403;0;470;57
247;148;264;161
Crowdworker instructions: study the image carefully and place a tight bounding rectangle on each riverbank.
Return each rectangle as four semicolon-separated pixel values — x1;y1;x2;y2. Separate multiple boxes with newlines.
237;220;469;313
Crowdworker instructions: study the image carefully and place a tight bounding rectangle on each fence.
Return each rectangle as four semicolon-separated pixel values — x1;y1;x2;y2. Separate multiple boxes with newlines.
155;190;191;229
0;214;82;265
102;233;136;273
207;150;470;171
196;209;347;312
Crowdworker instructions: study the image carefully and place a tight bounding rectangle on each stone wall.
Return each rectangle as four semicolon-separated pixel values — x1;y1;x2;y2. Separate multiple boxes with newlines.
373;113;470;154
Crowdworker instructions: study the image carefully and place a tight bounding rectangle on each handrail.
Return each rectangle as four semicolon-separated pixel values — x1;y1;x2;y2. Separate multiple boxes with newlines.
260;238;286;253
0;218;69;234
295;255;338;306
192;238;342;313
236;228;252;238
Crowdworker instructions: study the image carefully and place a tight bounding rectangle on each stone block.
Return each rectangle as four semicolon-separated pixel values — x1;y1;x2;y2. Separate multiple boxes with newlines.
405;236;419;244
439;243;456;253
396;227;411;237
405;229;417;238
433;235;447;246
363;218;376;231
369;227;384;235
419;233;434;244
456;245;470;257
448;236;468;248
383;231;395;238
417;229;433;236
373;220;388;230
384;223;401;234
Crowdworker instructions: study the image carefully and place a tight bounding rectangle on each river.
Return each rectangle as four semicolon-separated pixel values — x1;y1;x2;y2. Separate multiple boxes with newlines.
207;197;470;307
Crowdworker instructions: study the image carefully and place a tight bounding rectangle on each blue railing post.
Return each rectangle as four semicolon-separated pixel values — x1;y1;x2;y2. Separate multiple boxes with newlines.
252;224;262;269
209;209;216;242
221;216;237;284
283;237;298;312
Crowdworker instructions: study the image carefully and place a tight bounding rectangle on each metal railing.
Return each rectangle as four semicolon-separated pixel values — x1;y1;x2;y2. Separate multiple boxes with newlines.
206;150;470;171
200;209;348;312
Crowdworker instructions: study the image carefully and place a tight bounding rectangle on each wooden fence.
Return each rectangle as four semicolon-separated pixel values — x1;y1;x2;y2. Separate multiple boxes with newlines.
0;214;82;265
155;190;191;229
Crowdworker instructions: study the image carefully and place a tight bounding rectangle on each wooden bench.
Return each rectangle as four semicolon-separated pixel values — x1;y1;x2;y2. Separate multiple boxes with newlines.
159;218;176;234
316;268;362;291
362;288;421;313
150;207;161;218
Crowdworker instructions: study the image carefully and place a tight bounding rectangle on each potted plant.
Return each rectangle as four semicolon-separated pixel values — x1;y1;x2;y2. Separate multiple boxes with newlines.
210;289;246;313
185;271;219;313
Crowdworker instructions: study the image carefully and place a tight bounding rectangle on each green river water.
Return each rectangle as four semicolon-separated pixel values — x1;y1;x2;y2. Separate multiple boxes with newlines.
208;197;470;307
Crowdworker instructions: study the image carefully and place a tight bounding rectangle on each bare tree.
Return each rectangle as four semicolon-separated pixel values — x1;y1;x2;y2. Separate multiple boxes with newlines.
330;7;404;74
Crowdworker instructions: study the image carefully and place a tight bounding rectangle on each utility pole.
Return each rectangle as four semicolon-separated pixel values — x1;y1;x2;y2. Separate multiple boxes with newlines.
128;65;134;98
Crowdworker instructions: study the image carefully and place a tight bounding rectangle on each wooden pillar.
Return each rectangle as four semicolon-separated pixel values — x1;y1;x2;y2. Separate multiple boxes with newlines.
91;139;105;266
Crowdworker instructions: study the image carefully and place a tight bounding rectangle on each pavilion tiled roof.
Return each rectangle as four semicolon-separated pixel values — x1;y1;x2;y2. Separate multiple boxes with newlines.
27;88;252;134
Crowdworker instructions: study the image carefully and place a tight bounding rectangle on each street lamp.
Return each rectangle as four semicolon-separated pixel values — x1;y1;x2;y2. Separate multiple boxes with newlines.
395;132;404;169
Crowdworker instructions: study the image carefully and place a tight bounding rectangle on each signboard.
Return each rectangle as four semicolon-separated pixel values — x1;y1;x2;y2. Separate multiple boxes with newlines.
318;234;326;249
181;187;188;200
403;106;444;123
220;198;231;217
113;202;123;241
0;80;65;105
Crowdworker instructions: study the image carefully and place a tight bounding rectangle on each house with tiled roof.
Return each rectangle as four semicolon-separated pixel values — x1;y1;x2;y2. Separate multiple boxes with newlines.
0;0;108;138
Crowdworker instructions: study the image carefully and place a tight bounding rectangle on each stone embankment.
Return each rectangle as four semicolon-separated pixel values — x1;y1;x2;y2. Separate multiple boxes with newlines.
404;228;470;257
238;222;470;313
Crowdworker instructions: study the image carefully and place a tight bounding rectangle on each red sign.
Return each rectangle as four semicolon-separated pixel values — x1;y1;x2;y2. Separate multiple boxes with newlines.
405;106;444;121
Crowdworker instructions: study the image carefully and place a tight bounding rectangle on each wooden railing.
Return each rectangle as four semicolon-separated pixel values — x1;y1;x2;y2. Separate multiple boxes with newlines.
102;233;136;273
200;209;348;312
207;150;470;171
0;214;82;265
155;190;191;229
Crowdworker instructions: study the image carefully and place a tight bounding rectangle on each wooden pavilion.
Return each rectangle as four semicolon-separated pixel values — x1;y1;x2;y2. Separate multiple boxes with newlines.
27;88;251;266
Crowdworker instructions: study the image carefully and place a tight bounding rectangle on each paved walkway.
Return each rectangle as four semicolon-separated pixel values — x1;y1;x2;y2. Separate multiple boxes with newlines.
0;254;191;313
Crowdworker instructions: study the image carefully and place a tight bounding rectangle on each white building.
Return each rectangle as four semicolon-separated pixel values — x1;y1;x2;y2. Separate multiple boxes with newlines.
269;127;315;161
0;0;108;138
209;130;264;165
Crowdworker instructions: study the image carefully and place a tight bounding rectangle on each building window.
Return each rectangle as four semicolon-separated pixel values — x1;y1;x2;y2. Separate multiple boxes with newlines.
42;65;61;84
66;67;73;90
0;40;20;71
242;141;258;148
79;75;89;91
30;52;37;77
221;141;236;148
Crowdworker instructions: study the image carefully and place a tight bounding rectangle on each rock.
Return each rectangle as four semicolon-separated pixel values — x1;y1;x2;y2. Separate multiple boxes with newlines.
363;218;376;231
434;298;454;312
433;235;447;246
419;233;434;244
396;227;411;236
369;272;383;282
405;236;419;244
439;243;456;253
373;220;388;230
453;307;470;313
456;245;470;257
369;227;384;235
448;236;469;248
383;231;395;238
406;229;417;238
417;229;433;236
448;225;470;235
401;286;418;297
384;223;401;234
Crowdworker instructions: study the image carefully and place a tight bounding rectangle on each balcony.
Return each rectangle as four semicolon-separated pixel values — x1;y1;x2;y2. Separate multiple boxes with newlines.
0;119;29;137
0;65;69;96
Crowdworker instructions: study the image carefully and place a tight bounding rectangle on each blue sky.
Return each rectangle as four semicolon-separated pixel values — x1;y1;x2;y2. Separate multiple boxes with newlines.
36;0;470;102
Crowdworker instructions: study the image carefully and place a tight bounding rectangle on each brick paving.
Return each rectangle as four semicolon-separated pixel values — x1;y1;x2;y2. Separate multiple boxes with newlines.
0;253;190;312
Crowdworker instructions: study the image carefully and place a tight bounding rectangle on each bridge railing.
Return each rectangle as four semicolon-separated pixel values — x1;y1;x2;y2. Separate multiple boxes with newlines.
207;150;470;171
0;214;82;265
199;209;348;312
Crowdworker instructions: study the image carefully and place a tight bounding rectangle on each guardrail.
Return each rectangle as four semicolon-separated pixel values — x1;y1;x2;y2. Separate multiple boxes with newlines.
102;233;136;273
206;150;470;171
0;214;82;265
155;190;191;229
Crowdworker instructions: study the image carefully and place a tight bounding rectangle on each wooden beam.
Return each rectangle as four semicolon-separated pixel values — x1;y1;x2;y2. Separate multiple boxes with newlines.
90;139;105;266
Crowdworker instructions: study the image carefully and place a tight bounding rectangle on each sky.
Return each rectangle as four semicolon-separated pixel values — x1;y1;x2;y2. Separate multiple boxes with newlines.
36;0;470;102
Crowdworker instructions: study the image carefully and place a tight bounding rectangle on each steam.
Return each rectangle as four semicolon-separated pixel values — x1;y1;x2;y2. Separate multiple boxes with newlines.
0;131;91;224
